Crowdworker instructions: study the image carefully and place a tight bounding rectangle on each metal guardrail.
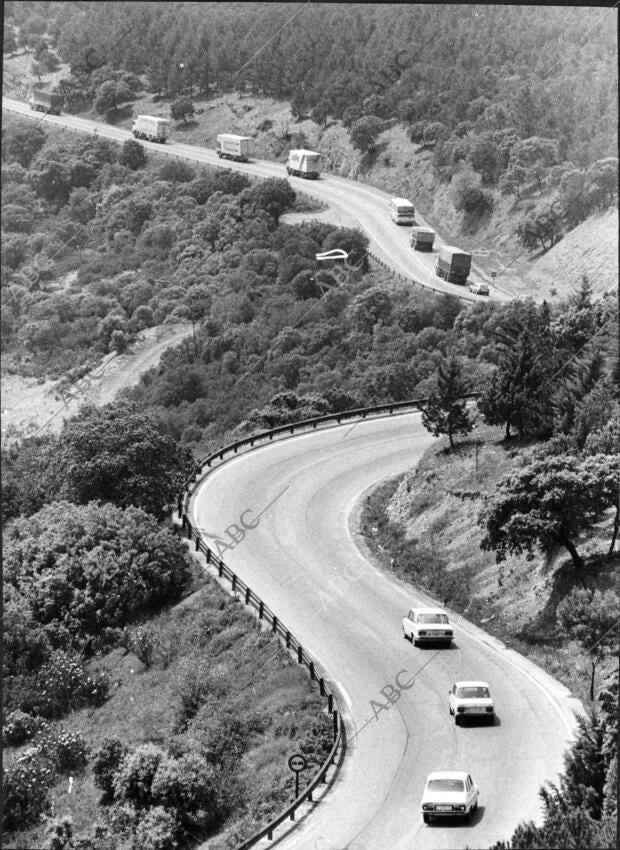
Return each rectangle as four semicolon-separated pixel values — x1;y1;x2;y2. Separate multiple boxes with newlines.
177;394;479;848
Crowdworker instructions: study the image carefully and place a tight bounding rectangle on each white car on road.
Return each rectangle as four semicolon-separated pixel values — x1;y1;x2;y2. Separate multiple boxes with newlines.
402;607;453;646
421;771;479;823
449;680;495;724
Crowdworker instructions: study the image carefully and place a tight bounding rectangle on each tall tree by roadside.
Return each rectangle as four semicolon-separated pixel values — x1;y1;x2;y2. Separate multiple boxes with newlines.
51;403;194;518
557;588;619;700
478;302;556;439
421;355;473;450
480;453;620;571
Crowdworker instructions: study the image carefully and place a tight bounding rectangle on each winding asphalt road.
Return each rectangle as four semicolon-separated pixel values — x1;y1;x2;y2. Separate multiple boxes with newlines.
2;96;510;303
190;412;581;850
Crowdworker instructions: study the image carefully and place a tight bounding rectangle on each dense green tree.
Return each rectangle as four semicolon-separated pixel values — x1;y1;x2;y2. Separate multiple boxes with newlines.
119;139;147;169
4;500;192;648
349;116;384;153
50;403;194;517
170;96;195;125
558;588;619;700
480;454;619;570
421;356;473;450
478;303;557;439
2;120;47;168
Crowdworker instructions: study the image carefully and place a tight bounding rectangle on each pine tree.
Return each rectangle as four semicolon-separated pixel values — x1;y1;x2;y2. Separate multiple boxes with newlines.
421;356;473;450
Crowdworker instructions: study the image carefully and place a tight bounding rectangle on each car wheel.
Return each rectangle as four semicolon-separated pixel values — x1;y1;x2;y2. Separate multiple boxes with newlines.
423;813;430;824
454;715;460;726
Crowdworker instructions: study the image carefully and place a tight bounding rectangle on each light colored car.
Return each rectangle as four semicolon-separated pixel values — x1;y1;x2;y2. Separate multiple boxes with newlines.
469;281;489;295
402;607;453;646
449;681;495;724
421;770;479;823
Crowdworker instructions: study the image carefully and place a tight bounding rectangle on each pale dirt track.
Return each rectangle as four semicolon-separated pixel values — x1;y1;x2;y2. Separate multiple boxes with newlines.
1;324;192;442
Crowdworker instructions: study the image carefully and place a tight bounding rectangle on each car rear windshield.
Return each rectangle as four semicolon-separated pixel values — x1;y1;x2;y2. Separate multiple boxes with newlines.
457;686;490;698
418;614;449;624
427;779;464;792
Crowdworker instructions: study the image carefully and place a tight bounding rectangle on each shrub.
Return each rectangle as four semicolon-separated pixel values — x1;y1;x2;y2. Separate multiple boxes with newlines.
2;710;49;746
133;806;179;850
35;651;110;718
36;727;89;773
158;160;195;183
120;140;147;170
92;737;127;802
114;743;166;808
129;625;157;669
2;749;55;831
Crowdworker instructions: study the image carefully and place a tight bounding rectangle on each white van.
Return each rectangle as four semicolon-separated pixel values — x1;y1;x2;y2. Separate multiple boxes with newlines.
389;197;415;224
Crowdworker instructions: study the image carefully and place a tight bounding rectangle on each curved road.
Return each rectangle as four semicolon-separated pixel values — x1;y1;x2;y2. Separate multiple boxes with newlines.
2;96;510;304
190;413;580;850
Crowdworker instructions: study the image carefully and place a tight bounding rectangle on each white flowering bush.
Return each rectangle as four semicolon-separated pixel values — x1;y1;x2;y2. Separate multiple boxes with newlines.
2;710;49;746
2;748;54;831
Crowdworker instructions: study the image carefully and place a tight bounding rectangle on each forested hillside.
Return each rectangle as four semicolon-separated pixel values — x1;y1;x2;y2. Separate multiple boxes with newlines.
4;1;617;261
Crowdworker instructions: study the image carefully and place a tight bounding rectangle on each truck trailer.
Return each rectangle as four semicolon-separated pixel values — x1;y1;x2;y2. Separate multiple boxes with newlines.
411;226;436;251
286;149;321;179
29;89;63;115
216;134;255;162
435;245;472;285
132;115;169;144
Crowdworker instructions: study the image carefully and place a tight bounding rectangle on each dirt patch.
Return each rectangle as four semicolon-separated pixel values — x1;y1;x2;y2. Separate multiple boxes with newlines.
1;323;192;444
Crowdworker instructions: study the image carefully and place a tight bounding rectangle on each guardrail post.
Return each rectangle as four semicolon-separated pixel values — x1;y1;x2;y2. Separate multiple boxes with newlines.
286;630;291;647
258;601;264;620
186;524;192;540
319;678;325;696
272;615;278;633
218;562;223;577
309;661;315;680
231;574;237;592
333;711;338;739
297;646;303;663
195;536;200;551
245;587;251;605
328;693;333;713
206;549;211;564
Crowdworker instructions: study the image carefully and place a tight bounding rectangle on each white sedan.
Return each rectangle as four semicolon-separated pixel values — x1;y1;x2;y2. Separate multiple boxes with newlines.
449;681;495;725
402;607;453;646
421;771;479;823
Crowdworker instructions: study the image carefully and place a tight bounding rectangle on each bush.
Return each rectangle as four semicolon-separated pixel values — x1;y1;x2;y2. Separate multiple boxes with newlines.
158;160;195;183
450;169;493;213
114;743;166;808
92;737;127;802
2;710;49;746
133;807;179;850
36;727;89;773
2;749;55;832
35;652;110;718
120;140;147;170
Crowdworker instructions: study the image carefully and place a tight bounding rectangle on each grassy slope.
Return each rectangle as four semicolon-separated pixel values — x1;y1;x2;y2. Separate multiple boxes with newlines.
3;570;333;849
359;424;619;709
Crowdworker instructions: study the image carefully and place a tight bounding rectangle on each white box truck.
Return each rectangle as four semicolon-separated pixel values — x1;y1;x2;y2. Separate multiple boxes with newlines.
216;134;255;162
132;115;169;144
389;197;415;224
286;149;321;179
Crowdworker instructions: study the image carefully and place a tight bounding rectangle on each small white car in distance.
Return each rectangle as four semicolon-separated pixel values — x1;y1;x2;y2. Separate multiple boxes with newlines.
421;770;479;823
402;607;453;646
449;681;495;724
469;281;489;295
